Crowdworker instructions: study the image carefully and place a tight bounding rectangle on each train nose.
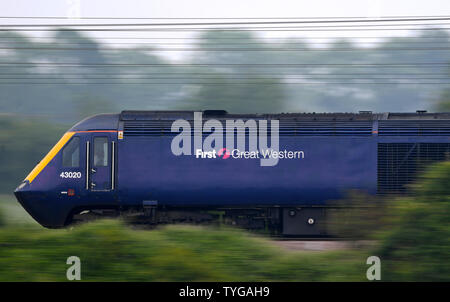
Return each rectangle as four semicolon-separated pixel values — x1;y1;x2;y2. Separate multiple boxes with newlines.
14;181;31;207
14;181;43;225
14;181;68;228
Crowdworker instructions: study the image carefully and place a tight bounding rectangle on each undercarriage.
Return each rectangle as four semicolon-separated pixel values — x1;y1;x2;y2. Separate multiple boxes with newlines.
70;206;330;236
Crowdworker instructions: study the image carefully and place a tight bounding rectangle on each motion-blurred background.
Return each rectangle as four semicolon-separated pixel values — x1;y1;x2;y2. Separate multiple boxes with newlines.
0;0;449;281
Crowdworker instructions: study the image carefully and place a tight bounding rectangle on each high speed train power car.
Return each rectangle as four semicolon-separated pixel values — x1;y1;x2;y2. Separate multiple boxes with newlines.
14;110;450;235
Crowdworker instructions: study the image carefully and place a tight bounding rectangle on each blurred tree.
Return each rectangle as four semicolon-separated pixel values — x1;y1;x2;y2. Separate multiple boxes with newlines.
327;191;388;240
0;116;65;192
436;90;450;111
376;161;450;281
2;29;450;120
0;205;4;227
72;94;117;118
181;31;287;113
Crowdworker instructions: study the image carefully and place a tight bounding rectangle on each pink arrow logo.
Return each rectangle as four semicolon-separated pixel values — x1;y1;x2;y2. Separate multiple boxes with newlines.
217;148;231;159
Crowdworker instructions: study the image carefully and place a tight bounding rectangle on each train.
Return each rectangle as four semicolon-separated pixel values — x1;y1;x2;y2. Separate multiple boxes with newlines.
14;110;450;235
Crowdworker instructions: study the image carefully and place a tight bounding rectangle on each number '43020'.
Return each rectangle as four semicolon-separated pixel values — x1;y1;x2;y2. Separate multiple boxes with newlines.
60;172;82;179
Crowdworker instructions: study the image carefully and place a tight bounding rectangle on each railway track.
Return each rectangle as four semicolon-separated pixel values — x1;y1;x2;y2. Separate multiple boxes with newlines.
271;239;376;251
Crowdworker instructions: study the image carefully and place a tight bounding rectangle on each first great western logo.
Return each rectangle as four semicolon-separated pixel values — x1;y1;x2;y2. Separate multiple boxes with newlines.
171;112;305;167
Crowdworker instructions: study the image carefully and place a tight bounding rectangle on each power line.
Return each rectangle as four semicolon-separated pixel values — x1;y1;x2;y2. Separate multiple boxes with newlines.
1;36;448;40
2;41;450;46
3;40;449;44
0;72;447;76
2;15;450;20
3;17;450;27
3;46;450;51
0;82;448;85
2;27;449;32
1;62;448;67
1;77;449;80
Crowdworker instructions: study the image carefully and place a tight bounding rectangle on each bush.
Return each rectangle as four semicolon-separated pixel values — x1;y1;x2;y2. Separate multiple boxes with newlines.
0;207;4;227
0;116;66;193
376;161;450;281
327;191;388;240
0;221;366;281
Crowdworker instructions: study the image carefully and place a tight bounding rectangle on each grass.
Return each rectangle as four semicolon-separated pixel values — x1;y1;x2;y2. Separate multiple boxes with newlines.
0;194;368;281
0;219;368;281
0;194;39;226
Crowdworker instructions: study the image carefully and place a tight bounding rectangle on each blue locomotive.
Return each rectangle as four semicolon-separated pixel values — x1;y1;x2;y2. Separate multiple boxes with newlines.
14;110;450;235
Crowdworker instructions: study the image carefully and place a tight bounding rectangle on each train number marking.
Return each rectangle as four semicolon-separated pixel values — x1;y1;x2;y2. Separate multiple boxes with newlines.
60;172;82;179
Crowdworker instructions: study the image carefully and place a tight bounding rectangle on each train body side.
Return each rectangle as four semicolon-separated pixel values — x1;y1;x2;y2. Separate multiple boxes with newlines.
14;111;450;229
117;136;378;206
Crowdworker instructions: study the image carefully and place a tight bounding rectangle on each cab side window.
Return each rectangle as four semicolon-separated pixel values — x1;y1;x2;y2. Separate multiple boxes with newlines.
62;137;80;167
94;137;108;167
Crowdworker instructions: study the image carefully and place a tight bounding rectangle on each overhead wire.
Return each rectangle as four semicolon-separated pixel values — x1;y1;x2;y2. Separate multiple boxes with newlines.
0;16;449;85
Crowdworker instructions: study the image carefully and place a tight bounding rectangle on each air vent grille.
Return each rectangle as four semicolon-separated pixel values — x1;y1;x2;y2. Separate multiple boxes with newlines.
377;143;450;194
123;120;373;137
379;120;450;136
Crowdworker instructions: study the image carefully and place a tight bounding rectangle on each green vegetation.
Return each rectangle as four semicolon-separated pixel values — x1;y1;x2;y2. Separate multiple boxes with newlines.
0;194;39;226
327;191;388;239
0;221;366;281
375;161;450;281
329;161;450;281
0;194;369;281
0;162;449;281
1;30;450;126
0;202;4;227
436;90;450;111
0;116;66;193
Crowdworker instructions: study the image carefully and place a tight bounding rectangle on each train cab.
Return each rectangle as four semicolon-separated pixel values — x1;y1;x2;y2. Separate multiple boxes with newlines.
14;114;119;227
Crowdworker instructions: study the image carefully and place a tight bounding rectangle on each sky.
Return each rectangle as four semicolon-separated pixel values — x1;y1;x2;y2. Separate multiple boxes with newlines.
1;0;450;19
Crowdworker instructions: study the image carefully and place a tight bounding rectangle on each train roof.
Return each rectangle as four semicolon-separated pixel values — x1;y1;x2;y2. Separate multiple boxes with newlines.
69;113;120;131
119;110;450;121
69;111;450;136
